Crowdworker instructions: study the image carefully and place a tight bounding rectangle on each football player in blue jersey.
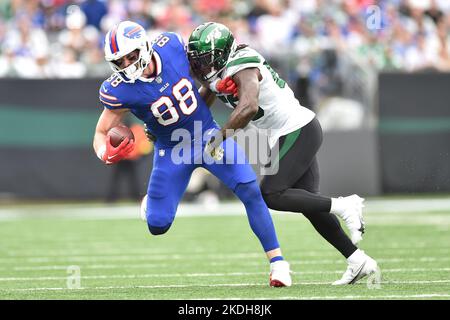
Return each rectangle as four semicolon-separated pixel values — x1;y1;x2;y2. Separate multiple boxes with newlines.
92;21;292;287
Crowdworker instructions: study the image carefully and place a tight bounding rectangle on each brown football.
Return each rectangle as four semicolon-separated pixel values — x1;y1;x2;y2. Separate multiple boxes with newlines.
107;126;135;147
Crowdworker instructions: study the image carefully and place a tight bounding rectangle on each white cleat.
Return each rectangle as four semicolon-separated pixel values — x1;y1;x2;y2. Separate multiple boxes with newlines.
332;251;378;285
140;195;148;222
335;194;365;244
269;260;292;287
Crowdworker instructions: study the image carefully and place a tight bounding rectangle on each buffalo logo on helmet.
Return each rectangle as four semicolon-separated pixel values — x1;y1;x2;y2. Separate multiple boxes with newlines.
123;26;143;39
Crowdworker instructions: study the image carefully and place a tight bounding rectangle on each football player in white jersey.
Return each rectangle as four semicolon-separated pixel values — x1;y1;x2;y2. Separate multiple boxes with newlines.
187;22;378;285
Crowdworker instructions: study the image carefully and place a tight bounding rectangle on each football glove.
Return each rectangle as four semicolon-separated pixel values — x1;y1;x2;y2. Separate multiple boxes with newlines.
204;131;224;161
210;76;238;97
100;136;135;165
144;123;157;142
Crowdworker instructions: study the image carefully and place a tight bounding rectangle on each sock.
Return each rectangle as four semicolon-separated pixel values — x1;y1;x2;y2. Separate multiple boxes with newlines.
347;249;365;264
270;256;284;263
330;197;347;216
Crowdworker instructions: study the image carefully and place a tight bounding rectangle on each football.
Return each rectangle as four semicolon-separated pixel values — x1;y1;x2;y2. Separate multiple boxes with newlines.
107;125;135;147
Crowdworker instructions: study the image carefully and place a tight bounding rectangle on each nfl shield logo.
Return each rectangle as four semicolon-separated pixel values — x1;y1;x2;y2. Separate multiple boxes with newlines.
156;77;162;83
159;149;165;157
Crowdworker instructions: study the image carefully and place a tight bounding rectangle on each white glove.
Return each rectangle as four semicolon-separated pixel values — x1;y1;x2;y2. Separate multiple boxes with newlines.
204;139;224;161
204;130;224;161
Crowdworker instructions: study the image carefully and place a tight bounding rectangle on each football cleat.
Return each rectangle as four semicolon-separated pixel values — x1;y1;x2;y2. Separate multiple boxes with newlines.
269;260;292;287
332;251;378;285
140;195;148;222
335;194;365;244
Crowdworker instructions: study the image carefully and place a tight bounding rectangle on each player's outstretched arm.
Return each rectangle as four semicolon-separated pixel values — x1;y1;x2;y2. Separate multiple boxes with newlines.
93;107;134;164
198;85;216;107
198;76;238;108
219;68;261;139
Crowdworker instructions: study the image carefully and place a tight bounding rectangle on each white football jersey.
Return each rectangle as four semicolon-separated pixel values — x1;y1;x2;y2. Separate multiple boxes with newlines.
216;46;315;148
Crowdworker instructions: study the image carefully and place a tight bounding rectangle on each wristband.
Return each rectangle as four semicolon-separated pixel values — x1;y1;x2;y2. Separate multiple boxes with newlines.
96;144;106;161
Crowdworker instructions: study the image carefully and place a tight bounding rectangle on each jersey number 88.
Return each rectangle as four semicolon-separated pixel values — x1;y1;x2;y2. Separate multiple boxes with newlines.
150;78;198;126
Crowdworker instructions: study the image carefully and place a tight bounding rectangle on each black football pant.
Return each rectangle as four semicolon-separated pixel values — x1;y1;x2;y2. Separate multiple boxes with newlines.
260;117;357;258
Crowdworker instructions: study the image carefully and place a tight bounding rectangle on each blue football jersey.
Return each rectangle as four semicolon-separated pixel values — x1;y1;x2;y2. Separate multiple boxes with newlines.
99;32;216;147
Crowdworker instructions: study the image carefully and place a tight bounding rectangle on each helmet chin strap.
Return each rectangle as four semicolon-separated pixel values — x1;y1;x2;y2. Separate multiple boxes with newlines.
205;65;226;82
138;51;157;82
120;62;143;83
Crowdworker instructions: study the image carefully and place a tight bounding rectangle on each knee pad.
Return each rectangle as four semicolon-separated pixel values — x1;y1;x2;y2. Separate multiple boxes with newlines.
147;223;172;235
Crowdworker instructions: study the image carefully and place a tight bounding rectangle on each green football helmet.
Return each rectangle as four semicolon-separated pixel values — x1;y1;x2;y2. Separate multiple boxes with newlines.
187;22;236;81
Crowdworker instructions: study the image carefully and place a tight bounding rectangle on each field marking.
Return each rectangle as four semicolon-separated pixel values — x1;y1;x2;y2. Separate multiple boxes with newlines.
1;269;450;282
1;281;450;293
3;255;450;272
0;252;265;263
1;197;450;222
3;243;450;258
1;251;449;264
4;245;450;259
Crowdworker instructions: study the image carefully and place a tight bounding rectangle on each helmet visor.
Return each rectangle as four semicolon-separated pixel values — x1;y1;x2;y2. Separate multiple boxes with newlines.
188;49;225;81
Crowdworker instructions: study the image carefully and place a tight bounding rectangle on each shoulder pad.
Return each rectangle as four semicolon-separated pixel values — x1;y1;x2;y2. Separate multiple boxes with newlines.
227;47;263;67
166;32;185;47
152;32;185;53
224;47;263;77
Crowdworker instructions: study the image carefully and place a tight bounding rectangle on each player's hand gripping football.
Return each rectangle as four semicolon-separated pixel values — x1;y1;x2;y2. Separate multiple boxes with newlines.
102;136;135;165
210;76;238;97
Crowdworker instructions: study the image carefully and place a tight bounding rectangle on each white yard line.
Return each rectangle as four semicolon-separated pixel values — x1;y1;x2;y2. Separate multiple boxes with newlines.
1;250;449;264
5;245;449;259
1;197;450;222
0;252;265;264
1;281;450;293
3;255;450;271
1;269;450;282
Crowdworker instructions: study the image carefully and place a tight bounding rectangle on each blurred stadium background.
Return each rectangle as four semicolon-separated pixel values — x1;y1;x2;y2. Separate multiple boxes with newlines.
0;0;449;300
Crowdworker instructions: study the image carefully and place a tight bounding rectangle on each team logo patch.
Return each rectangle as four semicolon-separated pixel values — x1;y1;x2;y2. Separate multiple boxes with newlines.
123;26;142;39
205;27;224;44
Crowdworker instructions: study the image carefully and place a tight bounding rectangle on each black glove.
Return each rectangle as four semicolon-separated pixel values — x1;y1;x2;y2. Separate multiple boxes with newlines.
144;123;157;142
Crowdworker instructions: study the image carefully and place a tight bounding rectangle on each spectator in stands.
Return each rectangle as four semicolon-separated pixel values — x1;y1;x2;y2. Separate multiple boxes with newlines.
81;0;107;30
58;5;89;59
2;12;50;77
0;0;448;86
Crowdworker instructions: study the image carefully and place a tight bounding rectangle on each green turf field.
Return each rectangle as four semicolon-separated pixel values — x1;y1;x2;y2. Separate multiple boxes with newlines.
0;198;449;300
